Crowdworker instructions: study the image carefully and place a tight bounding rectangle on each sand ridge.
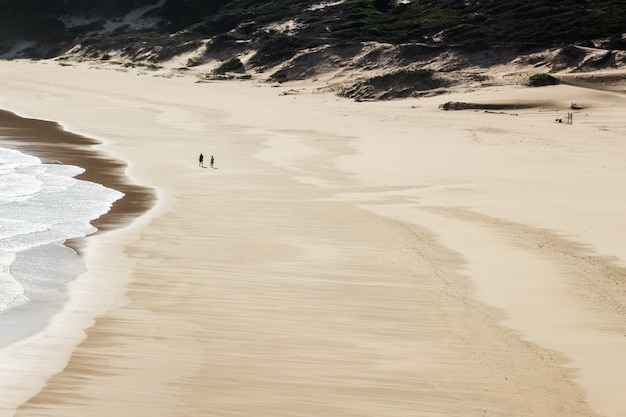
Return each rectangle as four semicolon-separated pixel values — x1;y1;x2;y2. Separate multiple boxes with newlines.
0;59;624;416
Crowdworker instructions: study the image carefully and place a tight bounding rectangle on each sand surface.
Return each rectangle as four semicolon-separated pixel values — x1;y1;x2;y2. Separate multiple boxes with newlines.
0;59;625;416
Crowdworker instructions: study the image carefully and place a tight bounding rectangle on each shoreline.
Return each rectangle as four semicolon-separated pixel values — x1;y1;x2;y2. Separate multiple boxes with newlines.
0;109;156;244
1;59;625;417
0;108;156;415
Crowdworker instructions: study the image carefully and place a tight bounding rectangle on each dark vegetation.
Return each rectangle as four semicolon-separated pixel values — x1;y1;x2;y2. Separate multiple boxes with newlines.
439;101;543;111
214;57;244;74
527;73;560;87
1;0;625;60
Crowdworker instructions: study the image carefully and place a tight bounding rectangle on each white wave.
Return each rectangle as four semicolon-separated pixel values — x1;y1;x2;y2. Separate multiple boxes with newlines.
0;146;123;316
0;251;29;311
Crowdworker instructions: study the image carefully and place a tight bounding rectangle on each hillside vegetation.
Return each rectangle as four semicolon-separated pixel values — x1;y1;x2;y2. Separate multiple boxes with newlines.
2;0;625;59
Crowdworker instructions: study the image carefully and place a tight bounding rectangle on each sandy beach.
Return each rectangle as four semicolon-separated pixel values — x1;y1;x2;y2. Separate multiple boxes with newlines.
0;58;625;416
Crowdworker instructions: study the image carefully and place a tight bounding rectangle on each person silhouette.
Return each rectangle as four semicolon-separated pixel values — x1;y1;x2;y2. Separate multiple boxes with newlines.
210;155;214;168
199;153;204;167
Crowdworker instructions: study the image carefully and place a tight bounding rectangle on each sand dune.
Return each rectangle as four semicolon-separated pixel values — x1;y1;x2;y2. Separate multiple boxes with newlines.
0;59;625;416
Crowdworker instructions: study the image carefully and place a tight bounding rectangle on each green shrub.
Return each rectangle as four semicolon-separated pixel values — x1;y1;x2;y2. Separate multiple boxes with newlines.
249;34;301;68
214;58;244;74
527;73;560;87
369;69;435;86
269;68;288;82
187;56;205;67
123;61;163;70
605;36;626;51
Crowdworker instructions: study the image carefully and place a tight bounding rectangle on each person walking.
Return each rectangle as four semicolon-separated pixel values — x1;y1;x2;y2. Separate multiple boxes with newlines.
199;153;204;167
210;155;214;168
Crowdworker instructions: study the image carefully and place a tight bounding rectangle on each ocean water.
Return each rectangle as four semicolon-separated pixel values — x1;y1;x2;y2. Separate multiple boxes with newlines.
0;145;123;347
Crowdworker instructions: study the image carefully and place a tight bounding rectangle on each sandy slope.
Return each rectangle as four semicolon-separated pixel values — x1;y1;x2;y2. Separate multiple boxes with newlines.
0;59;625;417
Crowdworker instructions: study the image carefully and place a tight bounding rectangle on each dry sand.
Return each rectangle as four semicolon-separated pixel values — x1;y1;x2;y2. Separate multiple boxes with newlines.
0;59;625;417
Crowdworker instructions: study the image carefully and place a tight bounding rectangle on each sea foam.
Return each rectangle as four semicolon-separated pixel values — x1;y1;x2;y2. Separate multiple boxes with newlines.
0;145;123;345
